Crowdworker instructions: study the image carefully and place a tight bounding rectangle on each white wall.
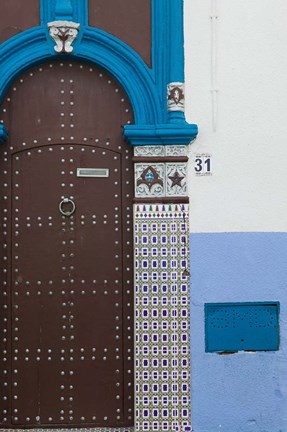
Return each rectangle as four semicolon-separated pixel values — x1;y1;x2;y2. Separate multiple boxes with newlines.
184;0;287;233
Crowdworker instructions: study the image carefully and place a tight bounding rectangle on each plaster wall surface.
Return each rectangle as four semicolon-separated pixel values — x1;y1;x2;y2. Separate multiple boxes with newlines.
185;0;287;233
184;2;287;431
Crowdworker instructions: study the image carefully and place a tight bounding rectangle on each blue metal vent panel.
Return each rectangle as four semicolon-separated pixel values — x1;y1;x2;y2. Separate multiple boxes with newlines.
205;302;280;352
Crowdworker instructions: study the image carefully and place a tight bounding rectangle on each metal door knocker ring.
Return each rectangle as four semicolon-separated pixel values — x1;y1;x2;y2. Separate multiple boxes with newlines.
59;198;76;217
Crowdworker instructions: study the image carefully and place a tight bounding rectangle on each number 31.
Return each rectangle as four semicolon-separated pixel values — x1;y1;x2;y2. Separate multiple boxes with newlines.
195;157;211;173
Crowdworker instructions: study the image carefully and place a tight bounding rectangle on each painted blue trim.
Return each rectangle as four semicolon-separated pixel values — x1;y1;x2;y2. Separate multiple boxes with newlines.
41;0;88;25
152;0;169;107
80;27;162;125
0;0;198;146
0;27;161;125
124;123;198;146
169;0;184;83
152;0;186;123
55;0;73;20
0;124;8;144
168;0;185;124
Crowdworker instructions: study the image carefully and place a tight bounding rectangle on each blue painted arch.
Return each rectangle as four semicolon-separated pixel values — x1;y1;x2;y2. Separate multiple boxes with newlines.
0;0;198;146
0;26;162;126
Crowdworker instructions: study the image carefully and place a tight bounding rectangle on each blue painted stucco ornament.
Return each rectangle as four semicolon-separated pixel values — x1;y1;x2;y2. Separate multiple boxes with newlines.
0;0;198;146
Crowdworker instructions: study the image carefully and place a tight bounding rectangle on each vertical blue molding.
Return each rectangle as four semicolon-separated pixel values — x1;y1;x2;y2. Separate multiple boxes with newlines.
124;0;197;143
168;0;185;124
169;0;184;83
152;0;186;124
54;0;73;20
152;0;169;120
41;0;88;25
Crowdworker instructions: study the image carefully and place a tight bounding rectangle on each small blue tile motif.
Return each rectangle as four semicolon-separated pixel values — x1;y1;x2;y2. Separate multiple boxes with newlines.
145;170;155;183
205;302;280;352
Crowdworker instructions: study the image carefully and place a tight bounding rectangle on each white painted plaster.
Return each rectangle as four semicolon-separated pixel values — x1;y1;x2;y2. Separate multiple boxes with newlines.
185;0;287;232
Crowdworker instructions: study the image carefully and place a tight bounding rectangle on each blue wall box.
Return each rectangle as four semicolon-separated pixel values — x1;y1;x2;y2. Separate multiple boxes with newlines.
205;302;280;352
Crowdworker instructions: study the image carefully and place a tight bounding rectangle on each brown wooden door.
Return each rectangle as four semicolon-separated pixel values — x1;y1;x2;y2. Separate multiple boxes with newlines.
0;62;134;428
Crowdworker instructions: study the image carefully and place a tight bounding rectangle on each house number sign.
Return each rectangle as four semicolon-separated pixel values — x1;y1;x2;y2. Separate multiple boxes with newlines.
194;154;212;176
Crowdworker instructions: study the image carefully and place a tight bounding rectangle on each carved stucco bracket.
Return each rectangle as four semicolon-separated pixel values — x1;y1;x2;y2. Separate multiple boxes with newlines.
167;82;185;112
48;21;80;54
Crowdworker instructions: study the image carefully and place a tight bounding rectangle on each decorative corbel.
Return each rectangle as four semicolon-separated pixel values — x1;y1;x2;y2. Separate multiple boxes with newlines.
48;21;80;54
167;82;185;112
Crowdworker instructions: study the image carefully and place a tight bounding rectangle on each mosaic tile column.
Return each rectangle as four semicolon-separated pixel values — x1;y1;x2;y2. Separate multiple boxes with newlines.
133;146;191;432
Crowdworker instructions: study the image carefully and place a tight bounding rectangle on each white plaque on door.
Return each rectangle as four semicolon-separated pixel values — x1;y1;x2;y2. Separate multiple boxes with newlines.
77;168;109;178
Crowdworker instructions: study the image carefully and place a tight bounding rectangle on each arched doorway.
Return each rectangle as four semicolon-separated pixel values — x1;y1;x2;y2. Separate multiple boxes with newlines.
0;61;134;428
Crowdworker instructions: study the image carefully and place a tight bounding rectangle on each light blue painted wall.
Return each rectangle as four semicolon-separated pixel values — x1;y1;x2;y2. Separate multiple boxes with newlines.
190;233;287;432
